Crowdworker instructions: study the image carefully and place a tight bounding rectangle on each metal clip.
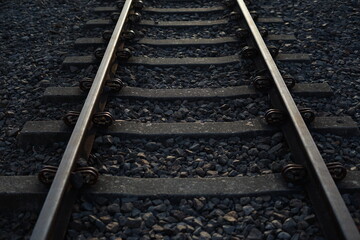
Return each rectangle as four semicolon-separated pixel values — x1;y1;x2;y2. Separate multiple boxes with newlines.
63;111;80;127
110;12;120;23
74;167;99;185
299;108;316;124
121;30;136;41
133;0;144;10
229;11;241;20
102;30;113;41
105;78;124;92
283;74;296;89
94;48;105;59
235;28;249;39
282;162;347;184
79;77;93;92
253;75;272;91
267;45;279;57
326;162;347;181
241;46;258;58
117;48;132;61
282;164;307;184
92;112;114;127
128;12;141;23
38;166;99;186
265;109;285;125
38;165;58;184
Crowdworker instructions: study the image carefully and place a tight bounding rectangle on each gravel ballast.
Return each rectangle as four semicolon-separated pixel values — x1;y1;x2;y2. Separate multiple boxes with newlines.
108;97;269;122
67;194;325;239
116;64;249;88
0;0;101;175
91;134;291;178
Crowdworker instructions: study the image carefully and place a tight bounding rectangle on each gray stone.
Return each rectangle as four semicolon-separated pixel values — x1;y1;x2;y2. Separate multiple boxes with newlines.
277;232;291;240
289;199;303;208
106;222;119;233
223;211;237;222
93;218;106;232
145;142;160;151
223;225;235;234
99;215;112;224
176;222;187;232
81;202;93;211
282;218;297;232
271;220;282;229
154;105;163;114
142;212;156;227
247;228;263;240
194;198;204;210
153;203;167;212
126;217;142;228
107;203;120;213
212;233;223;240
243;205;254;215
152;224;164;232
199;231;211;240
248;148;259;156
121;202;133;212
240;197;251;205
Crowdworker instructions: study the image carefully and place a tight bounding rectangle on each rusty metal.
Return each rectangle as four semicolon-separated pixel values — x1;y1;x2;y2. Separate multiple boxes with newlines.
236;1;360;239
235;28;249;39
259;27;268;37
94;47;105;59
122;29;136;40
117;47;132;60
63;111;80;127
105;78;124;92
299;108;316;123
253;75;272;91
327;162;347;181
79;77;93;92
223;0;235;7
80;78;124;92
111;12;120;22
128;12;141;23
30;0;134;239
116;0;125;9
264;109;285;125
249;10;258;21
38;166;99;186
229;11;241;20
281;164;308;184
133;0;144;10
267;45;279;57
72;167;99;186
282;162;347;183
38;166;58;185
92;112;114;127
102;30;113;41
283;74;296;89
241;46;257;58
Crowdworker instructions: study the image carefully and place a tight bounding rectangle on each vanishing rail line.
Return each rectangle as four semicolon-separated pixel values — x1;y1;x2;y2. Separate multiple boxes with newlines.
4;0;359;239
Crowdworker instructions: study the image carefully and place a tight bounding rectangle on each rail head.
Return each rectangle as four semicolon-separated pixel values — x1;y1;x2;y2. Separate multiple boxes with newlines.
30;0;134;239
235;1;360;239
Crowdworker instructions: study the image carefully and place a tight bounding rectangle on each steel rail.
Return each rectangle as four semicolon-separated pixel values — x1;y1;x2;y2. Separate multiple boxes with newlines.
236;1;360;239
30;0;134;239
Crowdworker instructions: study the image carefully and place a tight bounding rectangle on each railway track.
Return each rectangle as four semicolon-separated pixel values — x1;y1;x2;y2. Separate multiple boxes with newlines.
1;0;360;239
